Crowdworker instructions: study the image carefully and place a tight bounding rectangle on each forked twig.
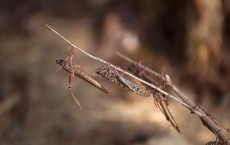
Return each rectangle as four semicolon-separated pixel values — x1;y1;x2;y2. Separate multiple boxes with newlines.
46;24;195;113
46;24;229;144
116;52;230;144
116;52;201;108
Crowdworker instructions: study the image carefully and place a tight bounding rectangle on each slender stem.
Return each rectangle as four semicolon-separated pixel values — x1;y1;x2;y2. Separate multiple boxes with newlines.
116;52;164;80
116;52;230;144
46;24;195;112
116;51;196;106
47;24;230;144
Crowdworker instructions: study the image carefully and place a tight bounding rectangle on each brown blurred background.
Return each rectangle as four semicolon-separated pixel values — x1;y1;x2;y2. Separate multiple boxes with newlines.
0;0;230;145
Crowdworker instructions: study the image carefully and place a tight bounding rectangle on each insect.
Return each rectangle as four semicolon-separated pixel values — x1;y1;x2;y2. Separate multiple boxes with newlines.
96;66;151;97
128;62;180;133
56;47;108;110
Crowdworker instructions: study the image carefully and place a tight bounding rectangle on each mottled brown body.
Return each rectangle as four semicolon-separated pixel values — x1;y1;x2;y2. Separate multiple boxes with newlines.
96;66;150;97
128;63;180;133
56;58;108;94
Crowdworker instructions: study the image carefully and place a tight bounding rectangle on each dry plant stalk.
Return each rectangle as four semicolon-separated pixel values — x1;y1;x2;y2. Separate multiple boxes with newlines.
46;24;230;144
46;24;193;112
116;52;230;144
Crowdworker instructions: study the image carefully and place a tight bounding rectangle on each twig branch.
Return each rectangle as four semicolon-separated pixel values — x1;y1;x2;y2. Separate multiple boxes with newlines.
47;24;229;144
116;52;230;144
46;24;194;112
116;52;196;107
116;52;164;80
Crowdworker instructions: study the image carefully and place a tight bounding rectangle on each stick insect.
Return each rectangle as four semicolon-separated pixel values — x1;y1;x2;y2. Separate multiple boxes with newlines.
96;66;151;97
56;47;108;110
128;62;180;133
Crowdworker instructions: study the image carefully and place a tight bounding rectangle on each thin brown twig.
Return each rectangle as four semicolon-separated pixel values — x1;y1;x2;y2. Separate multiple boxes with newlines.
116;51;164;80
116;52;196;106
116;52;204;109
116;52;230;144
46;24;196;113
46;24;229;144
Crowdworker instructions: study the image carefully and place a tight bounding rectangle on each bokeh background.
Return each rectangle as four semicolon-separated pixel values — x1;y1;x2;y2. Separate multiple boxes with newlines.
0;0;230;145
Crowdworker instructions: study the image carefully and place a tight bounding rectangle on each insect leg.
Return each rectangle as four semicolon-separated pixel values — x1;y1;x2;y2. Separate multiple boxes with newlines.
56;47;74;72
68;72;82;110
65;47;75;64
56;66;63;72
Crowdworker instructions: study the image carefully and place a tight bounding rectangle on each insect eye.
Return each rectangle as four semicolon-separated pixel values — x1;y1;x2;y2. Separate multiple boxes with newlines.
56;59;61;64
58;58;66;65
96;68;101;74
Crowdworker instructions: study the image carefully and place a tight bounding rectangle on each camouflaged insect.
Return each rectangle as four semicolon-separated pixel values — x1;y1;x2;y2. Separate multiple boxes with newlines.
96;66;150;97
128;63;180;133
56;58;108;94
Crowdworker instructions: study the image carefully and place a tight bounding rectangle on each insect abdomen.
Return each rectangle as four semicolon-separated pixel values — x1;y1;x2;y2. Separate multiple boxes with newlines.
97;66;150;97
75;70;108;93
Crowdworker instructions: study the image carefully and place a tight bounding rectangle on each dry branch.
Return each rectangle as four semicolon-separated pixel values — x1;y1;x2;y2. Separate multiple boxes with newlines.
46;24;192;111
116;52;230;144
46;24;229;144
